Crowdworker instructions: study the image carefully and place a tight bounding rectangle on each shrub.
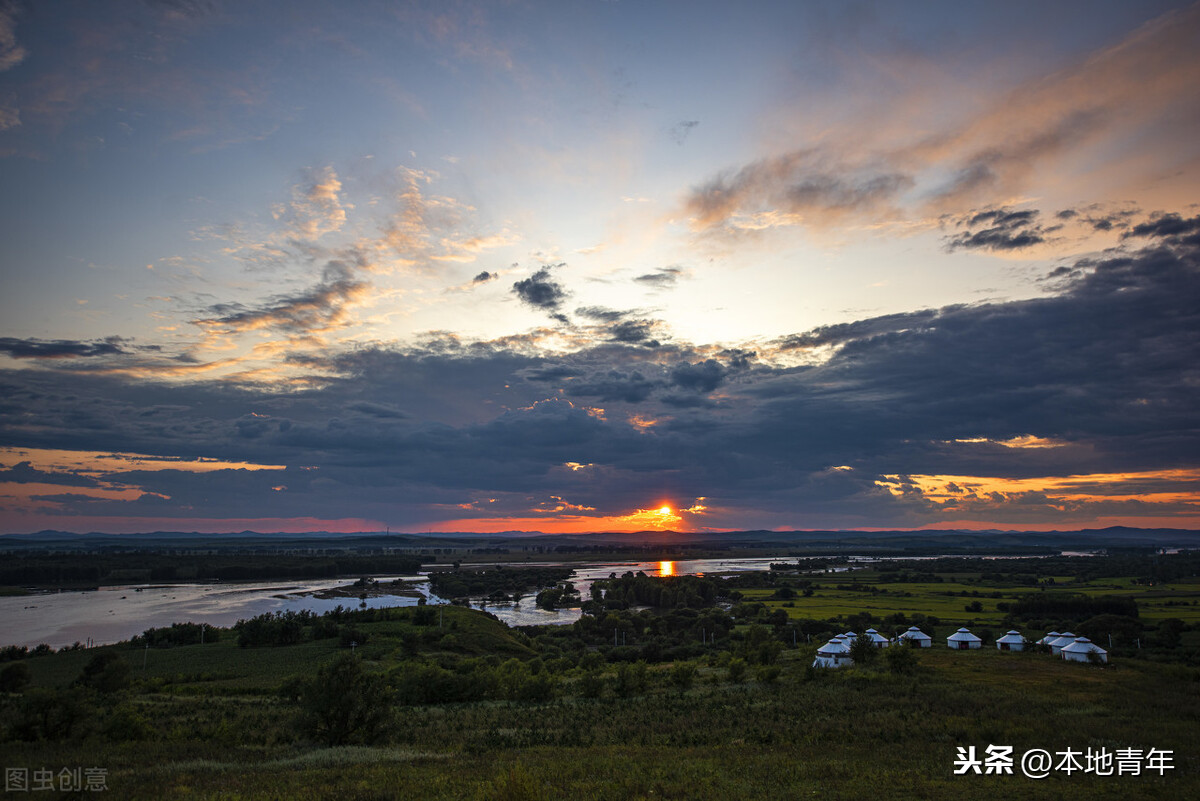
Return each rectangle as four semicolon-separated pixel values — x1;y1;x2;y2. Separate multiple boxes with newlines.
298;655;391;745
756;665;782;684
614;661;649;697
9;687;90;741
884;645;918;674
0;662;32;693
103;703;153;741
670;662;697;691
75;652;131;694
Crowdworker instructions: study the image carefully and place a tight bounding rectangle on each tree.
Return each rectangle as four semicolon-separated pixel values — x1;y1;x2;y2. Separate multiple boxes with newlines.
848;635;879;667
298;655;391;745
75;652;130;694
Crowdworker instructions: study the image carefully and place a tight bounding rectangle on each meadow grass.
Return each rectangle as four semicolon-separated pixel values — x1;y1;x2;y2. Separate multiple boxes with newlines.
4;640;1197;799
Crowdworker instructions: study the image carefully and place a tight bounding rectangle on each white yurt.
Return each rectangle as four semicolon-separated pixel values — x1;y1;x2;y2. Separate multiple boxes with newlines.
864;628;890;648
995;630;1026;651
1036;631;1062;646
947;627;983;650
1048;632;1078;655
1060;637;1108;664
898;626;932;648
812;636;853;668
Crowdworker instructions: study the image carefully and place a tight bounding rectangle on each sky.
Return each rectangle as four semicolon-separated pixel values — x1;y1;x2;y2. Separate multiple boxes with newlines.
1;0;1199;535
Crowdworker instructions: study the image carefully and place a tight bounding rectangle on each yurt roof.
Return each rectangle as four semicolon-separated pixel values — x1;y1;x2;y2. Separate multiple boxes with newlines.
996;631;1024;643
1061;637;1107;655
817;638;850;655
947;627;982;642
901;627;931;639
1048;633;1078;647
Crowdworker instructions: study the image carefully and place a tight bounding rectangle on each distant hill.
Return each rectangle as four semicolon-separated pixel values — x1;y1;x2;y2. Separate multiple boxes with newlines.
1;526;1197;554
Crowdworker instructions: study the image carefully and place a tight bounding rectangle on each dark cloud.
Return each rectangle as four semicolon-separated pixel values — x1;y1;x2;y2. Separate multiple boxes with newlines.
565;370;656;403
524;365;580;383
633;267;684;288
1054;205;1138;232
512;265;568;317
1123;213;1200;244
575;306;627;323
1;226;1197;530
0;461;100;487
669;359;726;393
0;337;127;359
345;401;409;419
945;207;1045;252
472;270;496;284
609;320;659;346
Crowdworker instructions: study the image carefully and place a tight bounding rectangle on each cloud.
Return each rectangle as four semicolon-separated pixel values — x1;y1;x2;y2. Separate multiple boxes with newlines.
944;207;1046;252
633;267;684;288
273;167;348;242
1;223;1198;531
472;270;497;283
512;265;569;318
376;167;514;269
0;337;127;359
669;359;726;393
684;4;1200;236
575;306;627;323
686;150;913;231
0;5;27;72
194;255;370;335
609;320;659;347
0;461;100;487
1122;213;1200;245
565;370;656;403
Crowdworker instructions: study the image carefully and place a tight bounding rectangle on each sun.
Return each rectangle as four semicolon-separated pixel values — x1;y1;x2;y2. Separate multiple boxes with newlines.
657;505;673;516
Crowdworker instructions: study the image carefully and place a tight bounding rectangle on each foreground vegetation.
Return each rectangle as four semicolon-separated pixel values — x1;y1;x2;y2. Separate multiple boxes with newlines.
2;553;1198;799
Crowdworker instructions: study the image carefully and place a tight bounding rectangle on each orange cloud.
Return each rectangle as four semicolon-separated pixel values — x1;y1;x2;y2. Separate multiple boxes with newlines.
1;447;286;476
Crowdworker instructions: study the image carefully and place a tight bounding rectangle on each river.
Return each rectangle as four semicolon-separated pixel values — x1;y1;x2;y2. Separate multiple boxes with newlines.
1;557;797;648
0;552;1068;649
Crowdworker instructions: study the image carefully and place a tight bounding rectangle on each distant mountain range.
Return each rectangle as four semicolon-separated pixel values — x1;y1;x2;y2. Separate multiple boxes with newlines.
1;526;1197;554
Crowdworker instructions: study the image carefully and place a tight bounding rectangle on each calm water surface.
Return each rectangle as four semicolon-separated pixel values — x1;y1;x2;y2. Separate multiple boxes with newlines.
0;557;790;648
1;552;1066;648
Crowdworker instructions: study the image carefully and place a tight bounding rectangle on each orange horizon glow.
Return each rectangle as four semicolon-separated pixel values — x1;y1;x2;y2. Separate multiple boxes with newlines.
2;512;1199;536
423;504;688;534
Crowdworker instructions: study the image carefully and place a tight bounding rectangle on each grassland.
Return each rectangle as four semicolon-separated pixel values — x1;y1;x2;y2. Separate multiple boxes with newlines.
2;556;1199;799
4;638;1197;800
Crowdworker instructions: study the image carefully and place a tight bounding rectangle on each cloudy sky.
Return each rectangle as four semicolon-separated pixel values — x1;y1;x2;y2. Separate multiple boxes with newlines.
1;0;1199;535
